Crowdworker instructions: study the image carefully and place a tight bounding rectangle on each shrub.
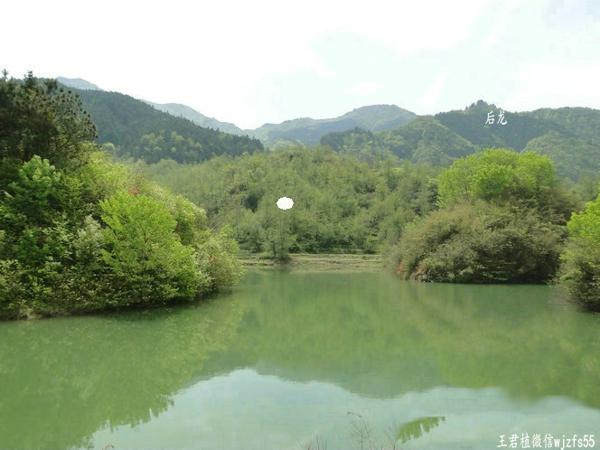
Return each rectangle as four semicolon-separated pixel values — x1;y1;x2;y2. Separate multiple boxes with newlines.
560;194;600;311
560;241;600;311
99;192;204;305
0;75;242;319
196;227;243;290
0;259;26;319
0;73;96;166
0;158;241;319
437;148;577;222
391;202;563;283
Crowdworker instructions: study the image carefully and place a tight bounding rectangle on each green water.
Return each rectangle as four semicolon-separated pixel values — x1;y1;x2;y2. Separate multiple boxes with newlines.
1;271;600;449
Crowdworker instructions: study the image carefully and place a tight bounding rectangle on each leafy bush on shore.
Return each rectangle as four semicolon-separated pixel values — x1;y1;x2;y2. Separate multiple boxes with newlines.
560;195;600;311
0;74;241;319
391;202;563;283
437;148;578;222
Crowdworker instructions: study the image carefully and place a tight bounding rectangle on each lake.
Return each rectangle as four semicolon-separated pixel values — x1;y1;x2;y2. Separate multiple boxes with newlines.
1;270;599;449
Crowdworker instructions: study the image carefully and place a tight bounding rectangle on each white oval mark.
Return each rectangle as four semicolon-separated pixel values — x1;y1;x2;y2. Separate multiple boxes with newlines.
276;197;294;210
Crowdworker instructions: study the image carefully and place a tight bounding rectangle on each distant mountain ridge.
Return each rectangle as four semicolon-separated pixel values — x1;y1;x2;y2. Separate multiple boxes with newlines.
57;77;600;179
68;88;263;164
321;100;600;180
58;77;416;145
321;116;477;166
148;102;417;146
56;77;102;91
147;102;246;136
251;105;417;146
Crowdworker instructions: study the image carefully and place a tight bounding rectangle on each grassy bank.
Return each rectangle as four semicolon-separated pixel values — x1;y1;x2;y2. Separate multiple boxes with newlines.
239;253;383;272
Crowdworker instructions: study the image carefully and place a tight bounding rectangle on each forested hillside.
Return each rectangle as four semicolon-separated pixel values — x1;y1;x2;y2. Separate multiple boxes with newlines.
320;100;600;180
72;88;263;163
1;74;242;319
253;105;416;146
56;78;600;175
142;147;438;257
523;132;600;180
322;117;477;165
147;102;245;136
528;107;600;143
56;77;102;91
433;100;564;150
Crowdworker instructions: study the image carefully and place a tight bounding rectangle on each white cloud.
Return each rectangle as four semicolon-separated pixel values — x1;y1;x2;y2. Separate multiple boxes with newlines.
502;62;600;111
419;72;448;111
347;81;379;97
3;0;600;127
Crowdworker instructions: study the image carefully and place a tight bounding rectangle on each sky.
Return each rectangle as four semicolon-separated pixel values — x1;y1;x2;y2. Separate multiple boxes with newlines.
3;0;600;129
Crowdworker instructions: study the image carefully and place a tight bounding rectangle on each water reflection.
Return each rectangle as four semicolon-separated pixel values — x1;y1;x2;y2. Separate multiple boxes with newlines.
0;295;246;449
213;271;600;406
1;271;599;449
91;369;600;450
396;416;446;443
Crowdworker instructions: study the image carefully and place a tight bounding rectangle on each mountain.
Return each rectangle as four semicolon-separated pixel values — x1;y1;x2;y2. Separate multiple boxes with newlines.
57;77;102;91
252;105;416;146
438;102;600;180
528;107;600;144
321;100;600;179
522;107;600;179
344;104;418;131
57;77;247;136
434;100;566;150
380;116;477;165
73;88;263;163
523;131;600;181
56;76;600;179
147;102;245;136
57;77;418;146
144;103;416;147
322;116;476;165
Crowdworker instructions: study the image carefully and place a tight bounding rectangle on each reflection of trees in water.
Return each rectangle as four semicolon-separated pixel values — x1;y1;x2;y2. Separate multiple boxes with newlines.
395;416;445;443
303;413;445;449
0;295;245;449
2;272;600;449
220;271;600;409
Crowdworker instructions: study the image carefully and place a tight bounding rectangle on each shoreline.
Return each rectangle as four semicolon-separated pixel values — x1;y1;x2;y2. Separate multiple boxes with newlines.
239;253;383;272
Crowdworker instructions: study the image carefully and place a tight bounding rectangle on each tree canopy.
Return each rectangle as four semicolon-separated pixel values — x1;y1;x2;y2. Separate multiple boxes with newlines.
561;194;600;311
436;148;578;222
141;147;439;256
0;74;241;319
73;88;263;163
389;149;579;285
0;72;96;166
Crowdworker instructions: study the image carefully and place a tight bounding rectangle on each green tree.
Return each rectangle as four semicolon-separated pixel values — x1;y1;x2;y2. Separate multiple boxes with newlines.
437;148;577;222
141;148;438;256
99;192;205;304
560;194;600;311
438;149;554;205
567;197;600;244
391;202;563;283
73;88;263;163
0;72;96;167
0;74;242;319
2;156;68;228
